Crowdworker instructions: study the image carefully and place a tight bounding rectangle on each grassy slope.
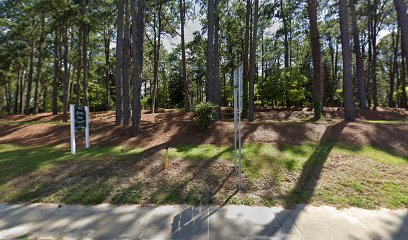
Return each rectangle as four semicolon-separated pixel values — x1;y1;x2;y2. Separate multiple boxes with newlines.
0;143;406;208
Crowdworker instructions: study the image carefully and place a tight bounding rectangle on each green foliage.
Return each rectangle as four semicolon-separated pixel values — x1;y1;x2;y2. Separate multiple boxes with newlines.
141;96;152;110
259;67;309;107
192;101;216;129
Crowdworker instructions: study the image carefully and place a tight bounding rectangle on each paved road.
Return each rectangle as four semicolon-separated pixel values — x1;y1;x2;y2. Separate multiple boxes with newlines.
0;204;407;239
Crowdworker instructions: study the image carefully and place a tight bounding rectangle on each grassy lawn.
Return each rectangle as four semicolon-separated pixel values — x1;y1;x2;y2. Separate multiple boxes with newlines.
364;120;408;124
0;143;406;209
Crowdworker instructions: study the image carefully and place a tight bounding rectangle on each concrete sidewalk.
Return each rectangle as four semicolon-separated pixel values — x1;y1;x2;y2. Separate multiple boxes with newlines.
0;204;407;240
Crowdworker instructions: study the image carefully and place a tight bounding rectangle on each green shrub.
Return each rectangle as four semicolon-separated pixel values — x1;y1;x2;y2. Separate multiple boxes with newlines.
192;101;216;129
141;96;152;110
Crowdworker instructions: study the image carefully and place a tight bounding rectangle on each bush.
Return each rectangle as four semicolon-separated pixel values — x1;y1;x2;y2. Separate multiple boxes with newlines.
192;101;216;129
141;96;152;110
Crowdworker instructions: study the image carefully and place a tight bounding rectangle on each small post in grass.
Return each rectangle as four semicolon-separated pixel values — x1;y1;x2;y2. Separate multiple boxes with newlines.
165;146;169;170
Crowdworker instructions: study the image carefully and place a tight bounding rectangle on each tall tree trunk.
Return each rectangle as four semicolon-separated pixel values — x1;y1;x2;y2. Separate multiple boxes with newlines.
242;0;251;116
328;36;336;106
368;0;379;109
261;30;265;78
371;36;378;109
123;0;131;126
307;0;323;119
82;0;89;106
207;0;215;103
33;18;45;115
62;26;70;122
52;30;60;115
25;40;35;113
152;4;162;113
367;18;372;107
104;28;111;111
390;29;399;107
339;0;356;121
14;70;20;114
82;30;89;106
394;0;408;61
76;26;82;106
41;74;47;112
350;0;367;109
5;75;11;113
180;0;189;112
249;0;258;122
19;70;25;114
131;0;145;134
280;0;289;69
33;45;44;114
213;0;221;120
115;0;125;125
401;29;408;109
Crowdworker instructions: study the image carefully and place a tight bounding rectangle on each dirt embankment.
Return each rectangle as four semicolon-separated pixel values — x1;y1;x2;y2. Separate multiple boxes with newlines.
0;108;407;155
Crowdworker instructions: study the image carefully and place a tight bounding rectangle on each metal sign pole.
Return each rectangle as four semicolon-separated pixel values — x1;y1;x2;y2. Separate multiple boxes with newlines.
85;106;90;149
233;69;238;172
233;65;244;191
70;104;76;155
238;65;243;190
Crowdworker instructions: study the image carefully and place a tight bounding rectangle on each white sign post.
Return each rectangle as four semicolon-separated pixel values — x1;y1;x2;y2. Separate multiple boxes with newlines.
233;65;243;190
70;104;91;154
85;106;90;149
70;104;76;154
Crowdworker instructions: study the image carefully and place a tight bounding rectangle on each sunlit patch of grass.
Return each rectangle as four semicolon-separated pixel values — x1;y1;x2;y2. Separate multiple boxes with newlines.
169;145;231;161
333;144;408;165
365;120;407;124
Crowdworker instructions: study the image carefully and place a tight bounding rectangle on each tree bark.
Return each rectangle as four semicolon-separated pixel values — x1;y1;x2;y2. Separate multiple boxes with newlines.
82;0;89;106
14;70;20;114
5;75;11;114
41;73;47;112
33;45;43;114
367;17;372;107
104;28;111;111
213;0;221;120
249;0;258;122
180;0;189;112
19;70;25;114
25;40;35;113
76;26;82;106
350;0;367;109
390;29;399;107
394;0;408;61
207;0;215;103
401;28;408;109
52;30;60;115
307;0;323;119
115;0;125;125
242;0;251;116
131;0;145;134
123;0;131;126
280;0;289;69
62;26;70;122
33;18;45;115
152;3;162;113
339;0;355;121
